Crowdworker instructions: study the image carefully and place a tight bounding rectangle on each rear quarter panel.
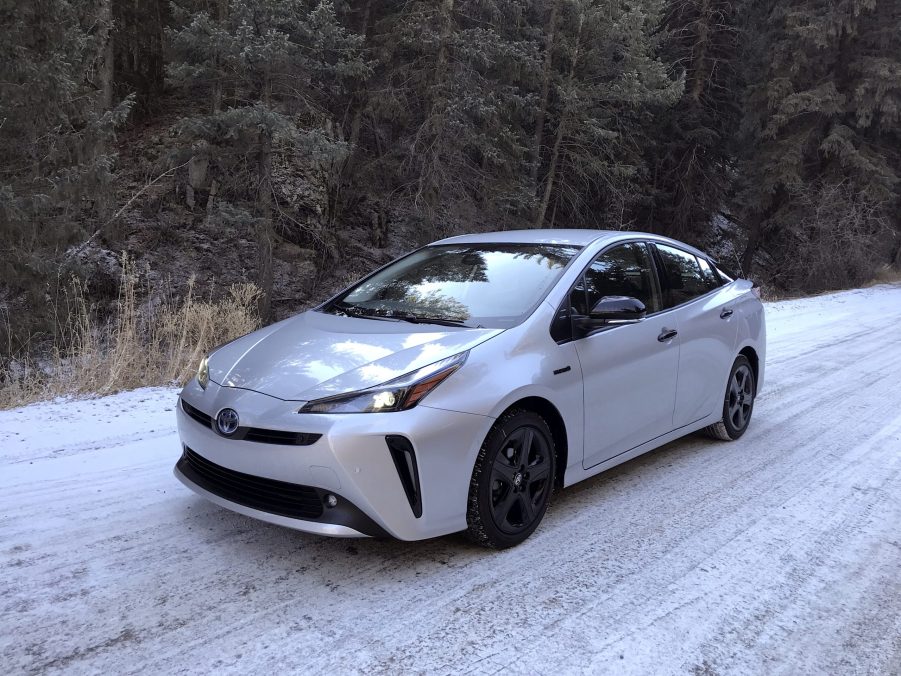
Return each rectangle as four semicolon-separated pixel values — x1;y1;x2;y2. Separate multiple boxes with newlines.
670;284;743;428
733;284;767;393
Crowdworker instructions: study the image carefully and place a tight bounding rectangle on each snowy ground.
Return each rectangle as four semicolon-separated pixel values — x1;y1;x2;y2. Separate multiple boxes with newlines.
2;285;900;675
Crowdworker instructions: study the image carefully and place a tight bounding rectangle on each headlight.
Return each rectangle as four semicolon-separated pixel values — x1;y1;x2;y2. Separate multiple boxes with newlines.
299;352;467;414
197;356;209;389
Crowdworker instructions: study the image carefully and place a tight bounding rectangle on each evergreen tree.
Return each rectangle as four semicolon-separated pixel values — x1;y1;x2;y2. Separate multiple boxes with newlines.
368;0;540;238
167;0;368;317
640;0;743;244
736;0;901;290
113;0;168;111
532;0;683;229
0;0;132;344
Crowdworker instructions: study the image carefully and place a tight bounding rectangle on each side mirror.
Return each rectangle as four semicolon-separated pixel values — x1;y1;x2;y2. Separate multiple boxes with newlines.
573;296;646;337
589;295;646;324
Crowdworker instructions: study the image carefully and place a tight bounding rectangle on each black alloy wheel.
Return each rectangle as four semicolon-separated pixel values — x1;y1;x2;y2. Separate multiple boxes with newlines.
466;409;556;548
704;354;756;441
727;363;754;431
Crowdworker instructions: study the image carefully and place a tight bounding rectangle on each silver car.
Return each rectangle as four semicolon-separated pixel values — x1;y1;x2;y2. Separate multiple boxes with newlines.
174;230;765;548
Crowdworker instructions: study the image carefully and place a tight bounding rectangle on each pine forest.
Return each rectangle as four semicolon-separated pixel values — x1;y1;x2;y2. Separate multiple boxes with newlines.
1;0;899;397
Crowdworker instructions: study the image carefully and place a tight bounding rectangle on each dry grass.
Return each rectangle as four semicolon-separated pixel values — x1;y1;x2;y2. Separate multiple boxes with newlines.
0;256;260;410
756;263;901;304
755;285;789;303
866;264;901;287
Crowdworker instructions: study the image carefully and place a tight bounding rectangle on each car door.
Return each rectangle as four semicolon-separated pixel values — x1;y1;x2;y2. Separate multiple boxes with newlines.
652;243;740;428
568;242;680;470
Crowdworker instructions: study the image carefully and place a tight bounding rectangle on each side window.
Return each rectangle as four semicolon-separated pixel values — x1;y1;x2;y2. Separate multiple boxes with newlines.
655;244;711;308
582;243;661;314
696;257;721;291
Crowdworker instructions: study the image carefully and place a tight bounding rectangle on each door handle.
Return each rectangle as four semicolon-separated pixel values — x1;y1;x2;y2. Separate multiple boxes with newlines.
658;328;678;342
720;308;734;319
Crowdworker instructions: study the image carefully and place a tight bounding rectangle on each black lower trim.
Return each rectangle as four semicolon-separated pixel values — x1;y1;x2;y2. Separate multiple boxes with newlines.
177;447;389;537
181;399;212;427
386;435;422;518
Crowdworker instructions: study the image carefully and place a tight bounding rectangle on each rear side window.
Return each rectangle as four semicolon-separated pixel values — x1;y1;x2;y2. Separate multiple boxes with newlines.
696;257;721;291
655;244;712;308
715;266;734;284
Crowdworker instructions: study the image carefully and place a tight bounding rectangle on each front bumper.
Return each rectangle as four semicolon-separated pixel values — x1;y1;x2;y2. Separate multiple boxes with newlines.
174;447;388;537
174;379;493;540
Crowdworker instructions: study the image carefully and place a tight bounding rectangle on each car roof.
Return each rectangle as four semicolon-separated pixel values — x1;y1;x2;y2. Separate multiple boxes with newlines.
434;229;608;246
433;229;710;258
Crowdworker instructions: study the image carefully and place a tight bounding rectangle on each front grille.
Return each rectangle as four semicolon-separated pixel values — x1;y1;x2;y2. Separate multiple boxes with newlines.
181;399;212;427
181;399;321;446
181;447;324;519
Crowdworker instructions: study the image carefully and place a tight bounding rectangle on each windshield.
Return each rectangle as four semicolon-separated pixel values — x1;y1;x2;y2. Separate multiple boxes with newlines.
322;243;582;328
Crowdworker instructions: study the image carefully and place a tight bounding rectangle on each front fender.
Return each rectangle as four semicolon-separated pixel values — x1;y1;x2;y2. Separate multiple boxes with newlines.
422;308;584;485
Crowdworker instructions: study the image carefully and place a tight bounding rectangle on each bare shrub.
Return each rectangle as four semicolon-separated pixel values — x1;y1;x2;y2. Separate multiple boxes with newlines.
765;181;893;293
0;256;260;409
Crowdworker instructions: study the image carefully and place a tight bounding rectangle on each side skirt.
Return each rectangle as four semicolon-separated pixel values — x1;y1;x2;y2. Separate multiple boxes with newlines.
561;412;722;488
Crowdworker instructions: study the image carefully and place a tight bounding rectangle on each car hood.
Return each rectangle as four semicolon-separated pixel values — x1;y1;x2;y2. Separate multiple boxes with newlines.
207;310;504;401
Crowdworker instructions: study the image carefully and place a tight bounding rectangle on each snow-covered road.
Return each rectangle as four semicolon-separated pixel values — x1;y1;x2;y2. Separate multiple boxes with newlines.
2;285;900;675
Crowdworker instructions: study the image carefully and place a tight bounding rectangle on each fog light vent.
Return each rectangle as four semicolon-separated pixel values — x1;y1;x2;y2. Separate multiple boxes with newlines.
386;435;422;518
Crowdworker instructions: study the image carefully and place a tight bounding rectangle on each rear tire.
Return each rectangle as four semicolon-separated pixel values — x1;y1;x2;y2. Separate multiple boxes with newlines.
704;355;756;441
465;409;556;549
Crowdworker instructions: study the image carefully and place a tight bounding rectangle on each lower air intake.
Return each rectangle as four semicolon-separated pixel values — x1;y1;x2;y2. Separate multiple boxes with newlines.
180;447;323;519
386;435;422;518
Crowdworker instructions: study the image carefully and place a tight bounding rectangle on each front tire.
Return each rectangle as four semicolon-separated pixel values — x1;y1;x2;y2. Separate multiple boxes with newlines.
465;409;556;549
704;354;756;441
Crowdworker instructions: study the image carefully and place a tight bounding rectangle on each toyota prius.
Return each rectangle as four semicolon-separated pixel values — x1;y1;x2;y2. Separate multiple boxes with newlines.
174;230;765;548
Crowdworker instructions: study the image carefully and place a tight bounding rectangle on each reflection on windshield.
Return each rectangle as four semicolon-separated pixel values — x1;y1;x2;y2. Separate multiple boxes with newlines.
324;244;582;328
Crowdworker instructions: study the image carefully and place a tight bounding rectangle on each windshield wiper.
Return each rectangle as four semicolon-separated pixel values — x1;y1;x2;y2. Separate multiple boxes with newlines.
389;314;474;328
330;303;475;328
330;303;397;322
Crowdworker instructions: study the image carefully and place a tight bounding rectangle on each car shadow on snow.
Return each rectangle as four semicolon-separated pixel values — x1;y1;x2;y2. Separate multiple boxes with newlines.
175;431;725;585
549;431;718;511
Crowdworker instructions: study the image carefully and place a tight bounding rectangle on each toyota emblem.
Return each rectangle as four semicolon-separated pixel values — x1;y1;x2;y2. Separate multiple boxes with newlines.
216;408;240;436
